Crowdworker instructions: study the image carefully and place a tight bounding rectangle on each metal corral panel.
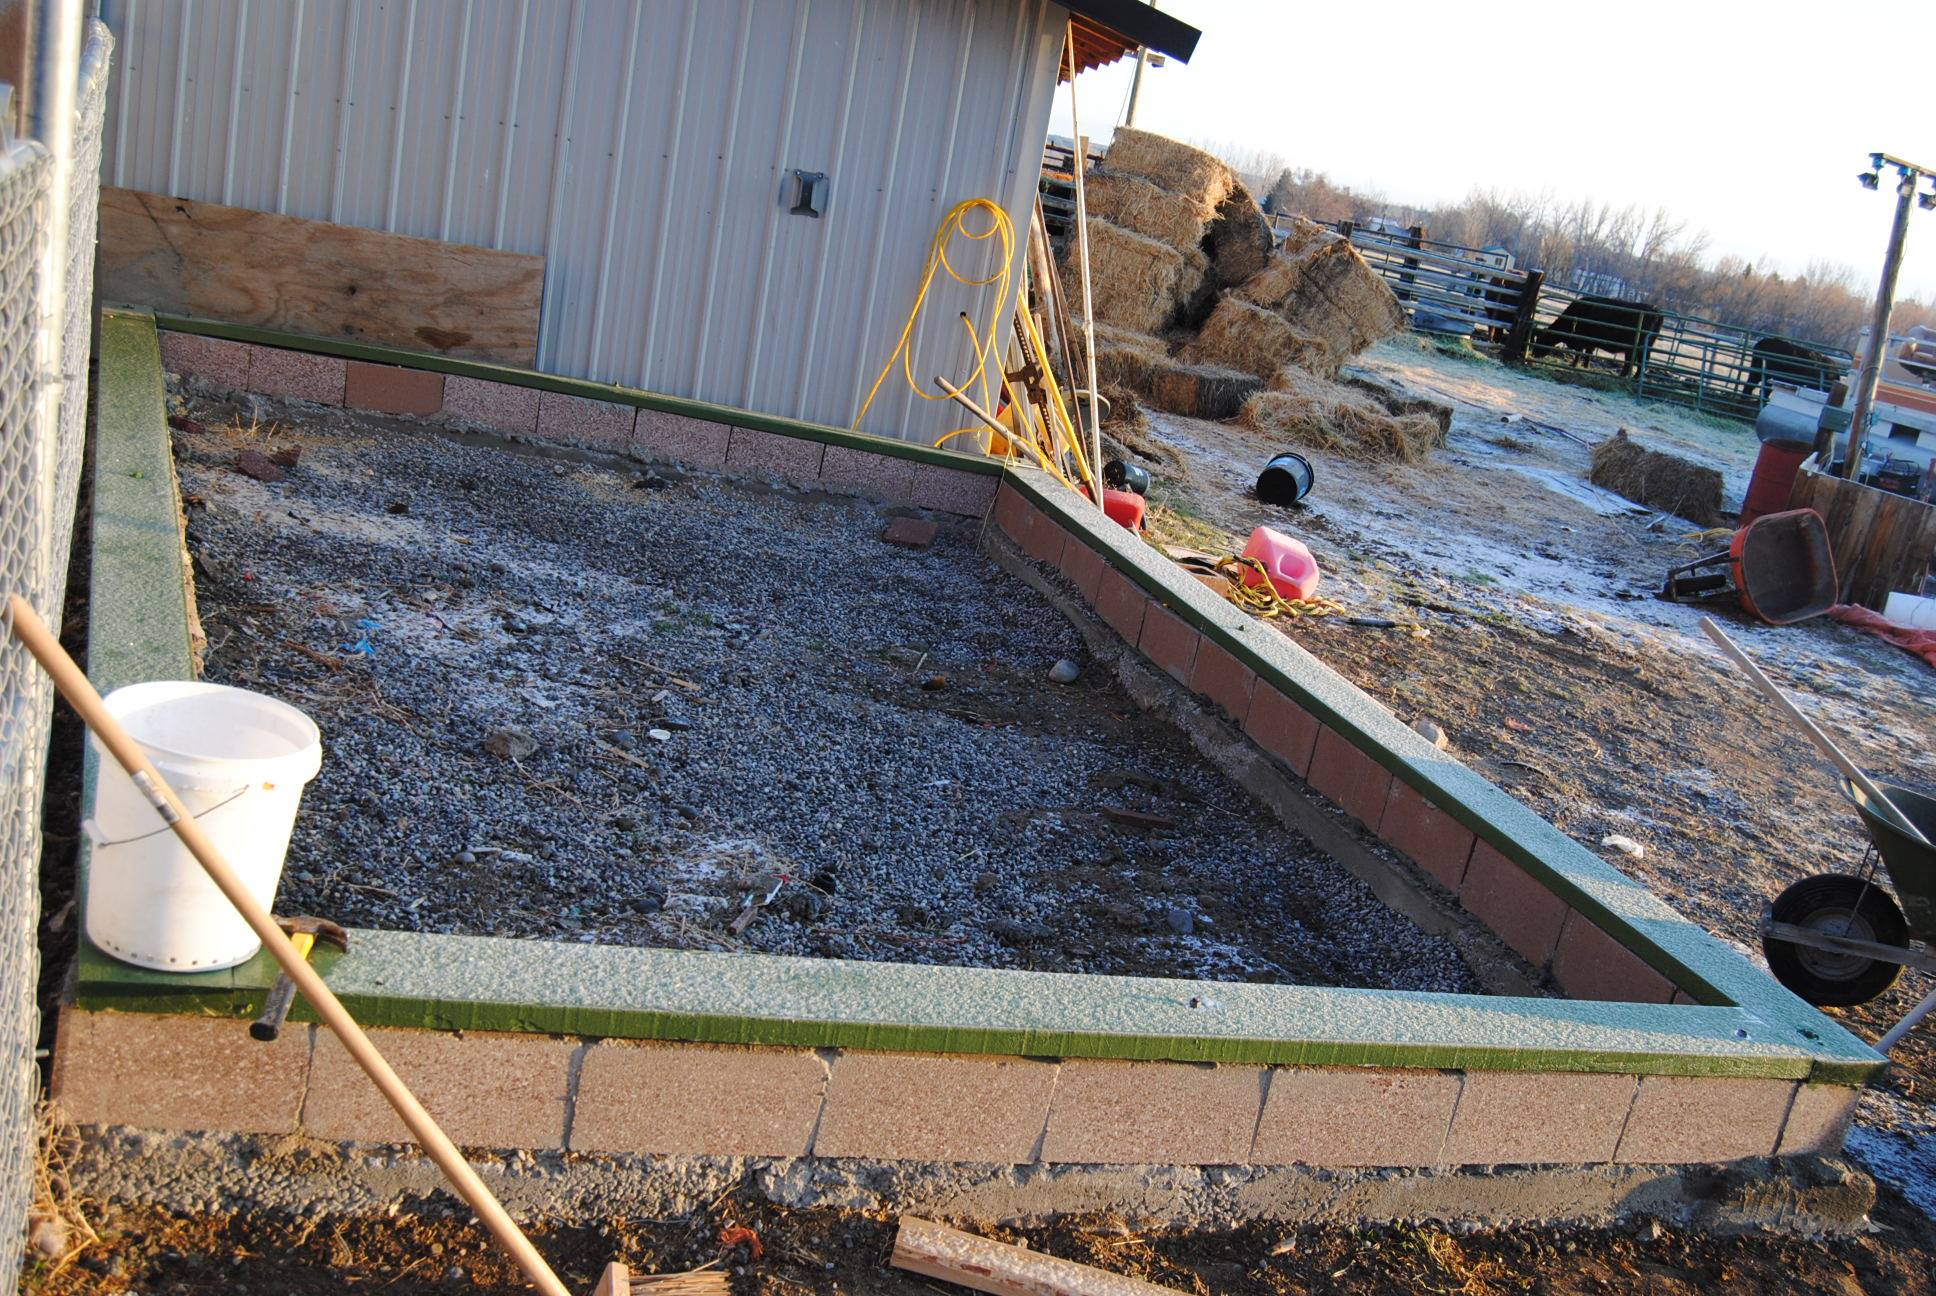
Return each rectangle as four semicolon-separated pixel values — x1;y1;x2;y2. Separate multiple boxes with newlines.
99;0;1066;444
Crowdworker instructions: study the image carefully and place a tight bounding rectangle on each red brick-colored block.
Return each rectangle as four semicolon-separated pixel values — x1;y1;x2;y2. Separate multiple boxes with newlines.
1377;780;1476;892
882;516;938;550
1307;726;1395;830
1018;503;1069;566
1138;603;1200;685
303;1027;574;1148
344;361;445;415
441;374;539;435
1252;1067;1460;1167
248;345;345;404
1188;638;1255;725
819;444;918;503
1442;1071;1638;1165
1778;1083;1859;1156
537;390;637;449
992;481;1030;541
1043;1060;1266;1165
814;1052;1055;1163
53;1009;309;1134
571;1041;827;1157
1615;1075;1795;1164
632;407;731;467
159;332;251;387
1057;537;1106;603
1549;910;1677;1004
1094;566;1148;645
1458;841;1569;968
1244;686;1321;778
911;464;998;517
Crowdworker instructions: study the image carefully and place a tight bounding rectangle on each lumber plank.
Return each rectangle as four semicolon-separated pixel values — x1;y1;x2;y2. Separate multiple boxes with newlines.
97;187;543;365
1787;466;1936;610
890;1217;1182;1296
592;1262;630;1296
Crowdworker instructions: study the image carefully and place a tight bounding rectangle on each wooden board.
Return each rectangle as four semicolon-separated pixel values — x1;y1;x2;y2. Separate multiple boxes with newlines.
97;187;543;365
1788;465;1936;610
891;1217;1182;1296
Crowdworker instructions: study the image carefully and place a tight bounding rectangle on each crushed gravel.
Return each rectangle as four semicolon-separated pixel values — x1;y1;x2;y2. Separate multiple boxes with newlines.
167;385;1479;993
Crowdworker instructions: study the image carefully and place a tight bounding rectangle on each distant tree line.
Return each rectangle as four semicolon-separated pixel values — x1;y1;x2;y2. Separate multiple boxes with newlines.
1200;142;1936;352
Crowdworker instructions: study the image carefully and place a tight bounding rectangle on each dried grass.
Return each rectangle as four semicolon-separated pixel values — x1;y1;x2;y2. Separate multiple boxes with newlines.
1088;323;1168;392
1588;429;1722;525
1149;360;1264;420
1062;217;1184;336
1233;232;1405;367
1204;180;1274;288
1182;297;1333;378
1239;368;1445;463
1098;128;1234;216
1083;169;1208;252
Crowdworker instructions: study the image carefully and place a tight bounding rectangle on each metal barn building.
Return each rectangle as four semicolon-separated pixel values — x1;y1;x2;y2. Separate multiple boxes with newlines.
96;0;1196;443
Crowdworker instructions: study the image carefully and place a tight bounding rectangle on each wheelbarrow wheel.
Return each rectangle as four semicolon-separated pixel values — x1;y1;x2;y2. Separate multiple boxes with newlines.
1763;873;1909;1007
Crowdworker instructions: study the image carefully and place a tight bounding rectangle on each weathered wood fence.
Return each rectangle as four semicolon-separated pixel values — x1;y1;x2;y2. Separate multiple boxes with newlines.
1789;464;1936;610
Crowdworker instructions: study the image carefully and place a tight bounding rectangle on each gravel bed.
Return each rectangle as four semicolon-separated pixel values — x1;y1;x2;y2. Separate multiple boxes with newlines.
168;386;1479;993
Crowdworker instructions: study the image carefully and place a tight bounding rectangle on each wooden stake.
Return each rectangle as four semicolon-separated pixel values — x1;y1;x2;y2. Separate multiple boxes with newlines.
891;1217;1183;1296
1062;29;1103;513
4;594;577;1296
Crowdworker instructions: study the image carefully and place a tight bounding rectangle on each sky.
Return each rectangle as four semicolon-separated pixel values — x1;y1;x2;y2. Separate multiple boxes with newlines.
1049;0;1936;302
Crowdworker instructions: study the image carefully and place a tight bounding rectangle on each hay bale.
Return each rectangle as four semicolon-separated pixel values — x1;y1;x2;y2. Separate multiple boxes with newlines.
1239;368;1445;463
1234;240;1403;369
1339;369;1454;439
1204;180;1275;288
1149;359;1264;420
1083;169;1208;252
1099;129;1235;216
1090;324;1166;392
1062;217;1185;335
1182;297;1333;378
1588;430;1722;525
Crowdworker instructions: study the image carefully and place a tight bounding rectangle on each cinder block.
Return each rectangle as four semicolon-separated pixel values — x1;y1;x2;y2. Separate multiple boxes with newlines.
53;1009;308;1134
992;481;1030;541
1778;1083;1860;1156
248;346;345;404
344;361;445;415
1252;1066;1460;1167
818;444;918;503
442;374;540;435
1138;603;1200;685
572;1041;827;1157
1615;1075;1795;1164
1244;686;1320;777
1442;1070;1638;1165
1378;780;1476;892
1094;566;1148;645
814;1052;1055;1163
1058;537;1106;603
1549;911;1677;1004
158;332;251;388
633;407;731;467
910;464;998;517
1307;726;1395;830
1188;638;1255;725
1042;1059;1267;1165
725;426;825;482
303;1026;574;1149
537;390;637;449
1458;841;1568;968
1018;503;1069;566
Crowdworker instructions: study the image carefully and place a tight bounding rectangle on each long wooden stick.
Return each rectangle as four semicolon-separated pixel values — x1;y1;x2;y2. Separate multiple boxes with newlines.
1062;29;1103;514
1699;616;1931;847
891;1217;1181;1296
5;595;574;1296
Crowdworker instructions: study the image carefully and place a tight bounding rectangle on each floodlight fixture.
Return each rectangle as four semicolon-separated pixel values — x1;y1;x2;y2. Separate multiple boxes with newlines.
1859;171;1880;189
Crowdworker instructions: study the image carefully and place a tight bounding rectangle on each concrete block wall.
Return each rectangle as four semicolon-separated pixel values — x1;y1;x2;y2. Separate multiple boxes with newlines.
54;1008;1845;1169
990;481;1679;1005
157;335;998;519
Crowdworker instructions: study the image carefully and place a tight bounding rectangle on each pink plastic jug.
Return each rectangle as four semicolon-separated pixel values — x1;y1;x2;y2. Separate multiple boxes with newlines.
1241;526;1320;602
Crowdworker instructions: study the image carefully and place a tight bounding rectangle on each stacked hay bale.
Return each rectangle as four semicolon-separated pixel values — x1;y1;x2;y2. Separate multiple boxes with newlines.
1588;429;1722;525
1231;217;1407;376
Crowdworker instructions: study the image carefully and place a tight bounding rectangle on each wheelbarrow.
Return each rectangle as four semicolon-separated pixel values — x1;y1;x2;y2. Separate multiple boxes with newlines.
1662;508;1837;625
1761;780;1936;1049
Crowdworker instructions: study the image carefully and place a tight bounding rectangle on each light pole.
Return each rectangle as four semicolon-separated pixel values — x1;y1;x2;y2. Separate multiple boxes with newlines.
1845;153;1936;480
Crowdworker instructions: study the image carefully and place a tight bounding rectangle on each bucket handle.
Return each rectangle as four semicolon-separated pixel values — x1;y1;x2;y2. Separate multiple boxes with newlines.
82;782;252;848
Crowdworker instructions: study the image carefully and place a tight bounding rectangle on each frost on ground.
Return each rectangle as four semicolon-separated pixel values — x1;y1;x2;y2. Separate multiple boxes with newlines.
166;385;1478;995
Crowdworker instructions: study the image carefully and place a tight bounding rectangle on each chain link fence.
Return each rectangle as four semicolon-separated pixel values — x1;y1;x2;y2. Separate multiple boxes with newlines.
0;19;112;1277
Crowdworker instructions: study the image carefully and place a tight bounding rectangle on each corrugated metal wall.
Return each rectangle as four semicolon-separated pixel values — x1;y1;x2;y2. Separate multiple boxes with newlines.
98;0;1066;443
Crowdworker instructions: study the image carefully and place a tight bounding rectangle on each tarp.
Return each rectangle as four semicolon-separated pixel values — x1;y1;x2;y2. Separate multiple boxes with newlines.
1829;603;1936;670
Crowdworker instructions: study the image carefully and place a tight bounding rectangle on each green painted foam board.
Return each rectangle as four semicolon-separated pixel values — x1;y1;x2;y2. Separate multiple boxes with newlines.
998;465;1883;1083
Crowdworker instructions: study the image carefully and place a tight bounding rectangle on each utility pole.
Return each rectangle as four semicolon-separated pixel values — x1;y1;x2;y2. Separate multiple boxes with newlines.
1845;154;1935;479
1122;1;1158;128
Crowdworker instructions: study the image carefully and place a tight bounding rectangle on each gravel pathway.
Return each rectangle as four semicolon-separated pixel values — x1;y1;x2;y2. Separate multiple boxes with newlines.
169;386;1478;993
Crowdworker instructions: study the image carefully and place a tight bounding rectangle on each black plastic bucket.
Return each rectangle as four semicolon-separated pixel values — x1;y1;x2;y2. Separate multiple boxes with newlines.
1256;452;1315;506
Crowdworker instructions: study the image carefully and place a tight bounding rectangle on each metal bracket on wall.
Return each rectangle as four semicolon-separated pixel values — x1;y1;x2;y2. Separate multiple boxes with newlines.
789;170;827;218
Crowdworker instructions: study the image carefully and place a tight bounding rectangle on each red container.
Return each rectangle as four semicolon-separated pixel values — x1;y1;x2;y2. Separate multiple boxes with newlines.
1081;485;1146;531
1241;525;1321;601
1741;439;1810;527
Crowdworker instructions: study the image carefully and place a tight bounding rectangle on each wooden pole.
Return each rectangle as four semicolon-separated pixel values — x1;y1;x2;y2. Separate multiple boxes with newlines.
1063;27;1103;509
4;595;576;1296
891;1217;1183;1296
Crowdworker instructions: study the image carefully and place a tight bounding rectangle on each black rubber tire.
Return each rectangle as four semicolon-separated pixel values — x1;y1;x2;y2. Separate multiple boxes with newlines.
1763;873;1910;1007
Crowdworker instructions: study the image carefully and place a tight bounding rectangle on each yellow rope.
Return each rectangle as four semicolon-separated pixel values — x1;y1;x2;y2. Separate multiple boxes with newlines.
1214;556;1349;620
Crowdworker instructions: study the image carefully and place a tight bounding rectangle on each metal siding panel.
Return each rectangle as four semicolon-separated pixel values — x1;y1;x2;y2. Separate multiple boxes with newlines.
283;0;349;218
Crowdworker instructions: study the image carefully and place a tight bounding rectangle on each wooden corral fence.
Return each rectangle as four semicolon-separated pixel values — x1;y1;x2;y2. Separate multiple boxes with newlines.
1039;138;1107;248
1789;463;1936;610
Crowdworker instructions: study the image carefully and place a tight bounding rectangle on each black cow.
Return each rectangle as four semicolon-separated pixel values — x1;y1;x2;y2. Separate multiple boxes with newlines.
1742;336;1841;400
1532;294;1664;378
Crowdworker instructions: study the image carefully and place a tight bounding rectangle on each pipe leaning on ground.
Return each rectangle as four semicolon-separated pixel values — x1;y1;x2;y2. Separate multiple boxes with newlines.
4;594;578;1296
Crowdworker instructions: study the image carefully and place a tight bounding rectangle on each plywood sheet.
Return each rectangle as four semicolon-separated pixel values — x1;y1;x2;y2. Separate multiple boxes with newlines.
98;188;543;365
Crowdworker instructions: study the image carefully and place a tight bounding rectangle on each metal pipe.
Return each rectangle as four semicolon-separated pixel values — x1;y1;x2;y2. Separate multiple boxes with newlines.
27;0;80;515
1845;171;1919;479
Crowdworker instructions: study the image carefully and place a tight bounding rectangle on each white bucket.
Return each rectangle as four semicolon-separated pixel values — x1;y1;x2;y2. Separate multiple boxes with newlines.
1883;590;1936;630
85;681;322;971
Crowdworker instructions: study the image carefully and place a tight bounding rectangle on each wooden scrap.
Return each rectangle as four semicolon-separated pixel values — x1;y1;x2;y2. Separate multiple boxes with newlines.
890;1217;1183;1296
1099;806;1177;830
